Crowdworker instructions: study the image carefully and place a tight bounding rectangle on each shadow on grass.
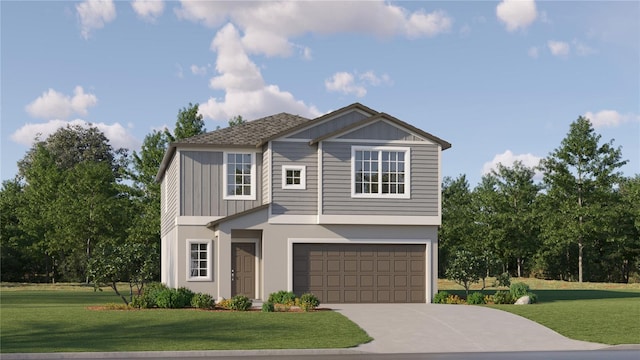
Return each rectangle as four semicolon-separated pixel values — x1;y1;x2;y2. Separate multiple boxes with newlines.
446;289;640;303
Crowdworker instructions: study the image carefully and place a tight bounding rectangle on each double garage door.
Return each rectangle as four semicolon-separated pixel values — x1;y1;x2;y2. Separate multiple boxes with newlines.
293;243;426;303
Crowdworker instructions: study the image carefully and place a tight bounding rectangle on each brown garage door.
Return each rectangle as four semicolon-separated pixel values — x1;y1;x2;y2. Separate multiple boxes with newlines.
293;243;425;303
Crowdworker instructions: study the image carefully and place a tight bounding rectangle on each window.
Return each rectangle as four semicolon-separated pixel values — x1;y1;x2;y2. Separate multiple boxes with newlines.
188;240;212;281
223;152;256;200
282;165;306;190
352;146;410;198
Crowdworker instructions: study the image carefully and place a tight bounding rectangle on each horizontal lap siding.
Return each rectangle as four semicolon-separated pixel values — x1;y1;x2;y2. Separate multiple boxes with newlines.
271;142;317;215
161;156;179;236
322;142;439;216
181;151;262;217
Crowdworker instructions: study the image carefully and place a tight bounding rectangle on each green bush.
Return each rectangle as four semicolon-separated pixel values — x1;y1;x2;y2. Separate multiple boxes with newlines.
493;290;514;304
132;282;168;308
268;290;296;305
445;294;465;304
467;292;485;305
155;287;195;308
510;282;531;299
433;291;449;304
526;292;538;304
493;272;511;288
191;293;215;309
228;295;252;311
261;301;274;312
299;293;320;312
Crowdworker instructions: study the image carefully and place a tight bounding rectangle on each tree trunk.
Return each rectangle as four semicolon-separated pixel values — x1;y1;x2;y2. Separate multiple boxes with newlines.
578;238;583;283
517;257;522;278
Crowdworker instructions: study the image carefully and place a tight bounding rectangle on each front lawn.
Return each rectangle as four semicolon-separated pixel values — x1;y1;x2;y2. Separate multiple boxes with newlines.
0;285;372;353
439;278;640;345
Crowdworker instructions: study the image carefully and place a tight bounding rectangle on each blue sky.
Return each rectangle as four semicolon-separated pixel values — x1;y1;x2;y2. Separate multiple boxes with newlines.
2;1;638;186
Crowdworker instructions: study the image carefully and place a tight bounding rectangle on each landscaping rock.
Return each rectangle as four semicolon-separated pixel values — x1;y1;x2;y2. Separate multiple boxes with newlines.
515;295;531;305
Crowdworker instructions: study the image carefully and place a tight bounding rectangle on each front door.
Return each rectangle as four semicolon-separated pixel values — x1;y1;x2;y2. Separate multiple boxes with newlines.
231;242;256;298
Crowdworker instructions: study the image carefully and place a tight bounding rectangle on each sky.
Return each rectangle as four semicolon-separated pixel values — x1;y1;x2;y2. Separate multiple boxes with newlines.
2;0;639;186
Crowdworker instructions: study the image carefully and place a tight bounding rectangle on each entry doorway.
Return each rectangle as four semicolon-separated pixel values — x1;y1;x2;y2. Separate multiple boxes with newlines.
231;242;256;298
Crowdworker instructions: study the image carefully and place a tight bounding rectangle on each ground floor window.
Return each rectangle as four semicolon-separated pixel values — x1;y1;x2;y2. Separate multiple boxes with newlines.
188;239;212;281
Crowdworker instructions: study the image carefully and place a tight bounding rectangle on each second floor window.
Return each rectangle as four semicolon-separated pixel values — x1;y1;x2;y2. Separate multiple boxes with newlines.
352;146;410;199
224;152;256;200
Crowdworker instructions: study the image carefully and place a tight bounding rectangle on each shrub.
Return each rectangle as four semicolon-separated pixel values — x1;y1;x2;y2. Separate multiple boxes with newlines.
228;295;252;311
268;290;296;306
526;292;538;304
445;294;465;304
433;291;449;304
493;272;511;288
155;287;194;308
261;301;275;312
483;295;494;304
129;295;146;309
467;292;485;305
493;290;514;304
176;287;195;308
299;293;320;312
510;282;531;299
217;298;232;309
132;282;168;308
191;293;215;309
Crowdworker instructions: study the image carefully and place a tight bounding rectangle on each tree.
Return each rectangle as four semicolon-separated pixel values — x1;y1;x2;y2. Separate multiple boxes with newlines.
173;103;205;140
445;249;485;297
538;116;627;282
439;175;476;275
228;115;246;127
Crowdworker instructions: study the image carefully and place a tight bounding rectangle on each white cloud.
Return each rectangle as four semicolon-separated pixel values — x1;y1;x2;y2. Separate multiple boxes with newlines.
326;72;367;98
176;1;452;57
25;86;98;120
131;0;164;22
325;71;392;97
528;46;539;58
584;110;640;128
496;0;537;32
482;150;542;176
10;119;140;150
76;0;116;39
190;64;208;76
547;40;570;57
198;24;320;121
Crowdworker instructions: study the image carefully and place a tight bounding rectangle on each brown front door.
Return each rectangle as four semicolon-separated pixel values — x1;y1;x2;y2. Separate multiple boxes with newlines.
231;242;256;298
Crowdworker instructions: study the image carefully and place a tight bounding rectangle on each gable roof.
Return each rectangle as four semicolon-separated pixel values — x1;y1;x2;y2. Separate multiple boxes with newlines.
309;112;452;150
172;113;310;147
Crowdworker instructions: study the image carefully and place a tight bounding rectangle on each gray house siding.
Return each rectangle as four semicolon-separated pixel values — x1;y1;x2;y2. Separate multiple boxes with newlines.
338;120;426;142
262;145;270;205
271;141;317;215
322;141;439;216
180;150;263;217
286;111;369;139
161;155;179;236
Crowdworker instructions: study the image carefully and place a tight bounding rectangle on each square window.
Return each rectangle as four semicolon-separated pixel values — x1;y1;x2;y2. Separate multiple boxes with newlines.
282;165;306;190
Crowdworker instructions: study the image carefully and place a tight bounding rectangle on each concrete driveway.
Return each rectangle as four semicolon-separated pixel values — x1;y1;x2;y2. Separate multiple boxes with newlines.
330;303;607;353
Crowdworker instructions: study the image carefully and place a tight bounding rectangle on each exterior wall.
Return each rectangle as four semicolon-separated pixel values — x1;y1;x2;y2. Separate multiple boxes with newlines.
337;120;425;142
160;228;178;288
322;141;439;216
271;141;318;215
161;154;179;236
262;145;270;205
213;207;438;302
172;224;217;296
286;111;369;139
180;150;263;217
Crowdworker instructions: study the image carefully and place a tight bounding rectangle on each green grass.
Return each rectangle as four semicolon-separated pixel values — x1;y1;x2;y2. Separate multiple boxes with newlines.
439;278;640;345
0;285;372;353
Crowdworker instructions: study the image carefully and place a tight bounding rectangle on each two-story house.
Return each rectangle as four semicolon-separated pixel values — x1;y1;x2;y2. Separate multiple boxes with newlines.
156;103;451;303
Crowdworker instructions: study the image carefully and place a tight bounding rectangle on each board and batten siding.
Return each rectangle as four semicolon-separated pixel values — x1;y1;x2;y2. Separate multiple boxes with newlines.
262;145;270;204
286;111;369;139
161;155;179;236
322;141;439;216
271;141;318;215
180;150;262;217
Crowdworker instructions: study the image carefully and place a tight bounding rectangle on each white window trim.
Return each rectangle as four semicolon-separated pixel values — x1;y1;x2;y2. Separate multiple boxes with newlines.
281;165;306;190
223;152;257;200
351;146;411;199
187;239;213;282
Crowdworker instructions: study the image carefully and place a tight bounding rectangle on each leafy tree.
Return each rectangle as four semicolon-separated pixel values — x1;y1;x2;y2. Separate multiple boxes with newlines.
445;249;485;297
538;116;627;282
173;103;205;140
228;115;246;127
439;175;476;275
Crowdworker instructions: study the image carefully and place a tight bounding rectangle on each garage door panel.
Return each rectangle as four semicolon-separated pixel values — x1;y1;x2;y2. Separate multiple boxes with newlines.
293;243;426;303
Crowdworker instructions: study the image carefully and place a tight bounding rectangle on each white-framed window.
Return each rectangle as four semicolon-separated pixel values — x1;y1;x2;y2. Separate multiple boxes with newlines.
351;146;410;199
281;165;306;190
223;152;256;200
187;239;212;281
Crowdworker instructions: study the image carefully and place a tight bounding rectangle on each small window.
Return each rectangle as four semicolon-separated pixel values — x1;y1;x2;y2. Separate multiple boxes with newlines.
188;240;212;281
282;165;306;190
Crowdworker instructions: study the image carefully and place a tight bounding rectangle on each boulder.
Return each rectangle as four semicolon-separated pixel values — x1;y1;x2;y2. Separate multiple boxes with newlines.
515;295;531;305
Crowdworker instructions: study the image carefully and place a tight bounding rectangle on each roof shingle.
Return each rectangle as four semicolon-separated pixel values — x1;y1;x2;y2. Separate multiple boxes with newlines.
174;113;310;147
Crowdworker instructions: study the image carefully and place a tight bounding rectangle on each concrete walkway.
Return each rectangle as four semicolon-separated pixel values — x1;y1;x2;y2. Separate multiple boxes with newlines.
330;303;607;353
